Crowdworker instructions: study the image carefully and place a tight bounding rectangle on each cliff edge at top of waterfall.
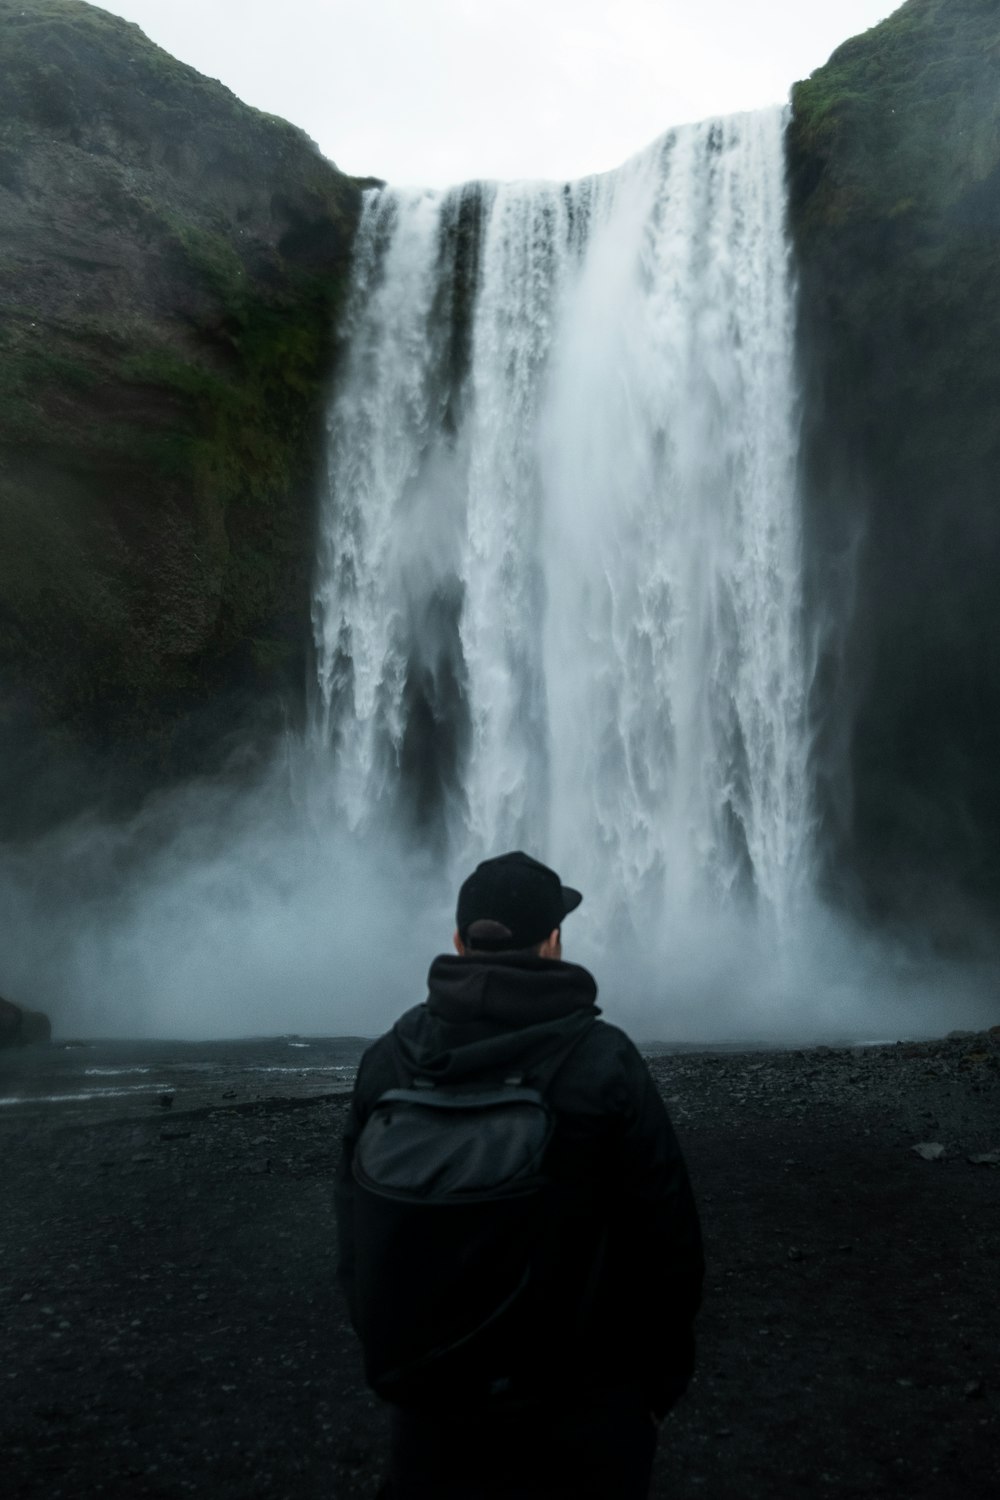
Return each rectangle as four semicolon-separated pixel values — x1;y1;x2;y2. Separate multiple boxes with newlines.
0;0;368;830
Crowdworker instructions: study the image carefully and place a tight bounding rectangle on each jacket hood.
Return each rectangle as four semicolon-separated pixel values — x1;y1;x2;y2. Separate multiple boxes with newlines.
390;952;600;1086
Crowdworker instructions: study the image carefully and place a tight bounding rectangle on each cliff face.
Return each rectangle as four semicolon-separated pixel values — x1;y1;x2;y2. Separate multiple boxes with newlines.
788;0;1000;944
5;1;998;952
0;0;366;824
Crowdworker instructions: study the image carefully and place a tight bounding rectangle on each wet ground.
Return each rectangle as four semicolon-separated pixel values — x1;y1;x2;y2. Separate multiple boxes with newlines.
0;1036;363;1123
2;1028;997;1498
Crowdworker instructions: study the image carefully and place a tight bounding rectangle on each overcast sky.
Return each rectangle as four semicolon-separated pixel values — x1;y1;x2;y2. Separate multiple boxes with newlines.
96;0;900;186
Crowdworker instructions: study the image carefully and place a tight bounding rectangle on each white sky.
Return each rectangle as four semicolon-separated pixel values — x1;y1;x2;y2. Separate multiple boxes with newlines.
95;0;900;186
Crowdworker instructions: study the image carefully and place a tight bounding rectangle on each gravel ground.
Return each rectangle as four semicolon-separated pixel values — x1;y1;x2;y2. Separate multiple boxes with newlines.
2;1028;998;1499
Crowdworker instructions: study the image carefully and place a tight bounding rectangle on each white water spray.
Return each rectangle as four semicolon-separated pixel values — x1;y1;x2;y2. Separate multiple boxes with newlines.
4;116;999;1044
314;109;812;954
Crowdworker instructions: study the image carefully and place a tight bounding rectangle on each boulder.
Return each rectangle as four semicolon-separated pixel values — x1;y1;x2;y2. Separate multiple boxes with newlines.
0;995;52;1046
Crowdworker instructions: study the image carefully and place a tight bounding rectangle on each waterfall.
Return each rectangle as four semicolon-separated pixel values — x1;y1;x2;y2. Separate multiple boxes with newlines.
313;107;813;953
12;109;998;1045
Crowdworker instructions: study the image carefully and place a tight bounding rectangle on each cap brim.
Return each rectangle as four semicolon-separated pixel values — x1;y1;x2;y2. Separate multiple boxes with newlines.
560;885;583;918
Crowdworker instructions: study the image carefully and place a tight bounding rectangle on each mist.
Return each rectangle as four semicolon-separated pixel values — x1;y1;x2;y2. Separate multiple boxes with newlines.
0;754;440;1040
0;730;994;1045
3;101;998;1047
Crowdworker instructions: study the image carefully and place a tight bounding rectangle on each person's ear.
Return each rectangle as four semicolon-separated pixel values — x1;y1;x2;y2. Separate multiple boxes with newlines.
453;929;466;955
538;928;562;960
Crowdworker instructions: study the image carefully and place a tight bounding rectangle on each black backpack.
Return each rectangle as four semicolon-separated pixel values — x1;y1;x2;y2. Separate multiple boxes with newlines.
350;1015;598;1404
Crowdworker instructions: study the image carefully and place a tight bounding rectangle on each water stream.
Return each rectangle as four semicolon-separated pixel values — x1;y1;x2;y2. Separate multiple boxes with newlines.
313;108;813;952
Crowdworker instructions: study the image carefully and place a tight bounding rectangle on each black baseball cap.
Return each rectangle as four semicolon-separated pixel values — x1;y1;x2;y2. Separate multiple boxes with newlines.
456;851;583;951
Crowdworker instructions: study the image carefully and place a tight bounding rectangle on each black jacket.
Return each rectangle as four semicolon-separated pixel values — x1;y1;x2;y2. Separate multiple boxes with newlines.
335;951;704;1416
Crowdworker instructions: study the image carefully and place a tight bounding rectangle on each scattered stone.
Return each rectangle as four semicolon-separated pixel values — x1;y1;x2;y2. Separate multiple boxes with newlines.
966;1151;1000;1166
2;1024;996;1498
911;1142;946;1161
963;1380;985;1399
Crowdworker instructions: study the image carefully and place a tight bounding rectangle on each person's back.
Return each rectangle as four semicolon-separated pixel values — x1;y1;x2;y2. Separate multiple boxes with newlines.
335;851;704;1499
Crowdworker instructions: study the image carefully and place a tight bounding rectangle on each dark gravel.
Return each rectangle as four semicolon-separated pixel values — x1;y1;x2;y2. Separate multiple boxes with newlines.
2;1028;997;1498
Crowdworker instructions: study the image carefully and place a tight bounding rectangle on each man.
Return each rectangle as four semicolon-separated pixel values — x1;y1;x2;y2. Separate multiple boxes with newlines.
335;851;703;1499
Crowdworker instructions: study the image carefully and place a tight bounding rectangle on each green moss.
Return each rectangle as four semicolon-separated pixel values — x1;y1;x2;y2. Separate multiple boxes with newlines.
791;0;1000;234
21;345;100;390
0;0;364;777
166;221;248;309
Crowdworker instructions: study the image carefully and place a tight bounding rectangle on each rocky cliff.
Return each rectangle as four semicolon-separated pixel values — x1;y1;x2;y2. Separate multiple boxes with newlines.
4;0;999;953
788;0;1000;945
0;0;366;827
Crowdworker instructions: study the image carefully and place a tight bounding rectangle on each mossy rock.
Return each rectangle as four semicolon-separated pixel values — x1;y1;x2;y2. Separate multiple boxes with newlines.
788;0;1000;943
0;0;371;809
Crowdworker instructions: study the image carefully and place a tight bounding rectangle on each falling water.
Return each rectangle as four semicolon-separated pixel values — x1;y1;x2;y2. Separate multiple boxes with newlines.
313;108;813;954
9;114;998;1044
